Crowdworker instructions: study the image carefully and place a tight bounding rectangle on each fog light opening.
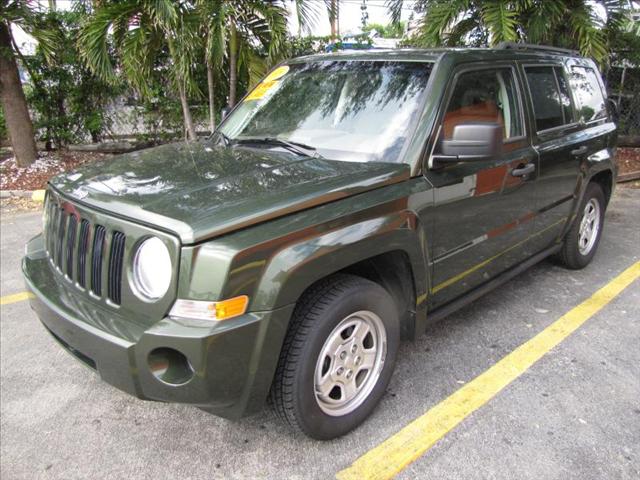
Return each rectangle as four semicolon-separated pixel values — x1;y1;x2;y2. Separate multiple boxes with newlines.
147;348;194;385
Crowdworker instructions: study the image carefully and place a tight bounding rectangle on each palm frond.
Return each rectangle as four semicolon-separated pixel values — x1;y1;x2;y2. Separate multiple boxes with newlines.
415;0;471;47
293;0;321;35
480;0;518;45
78;1;139;82
385;0;405;25
444;13;481;46
569;1;608;62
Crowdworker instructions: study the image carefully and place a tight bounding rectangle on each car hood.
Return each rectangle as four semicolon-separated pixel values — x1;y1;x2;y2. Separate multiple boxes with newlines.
50;142;410;244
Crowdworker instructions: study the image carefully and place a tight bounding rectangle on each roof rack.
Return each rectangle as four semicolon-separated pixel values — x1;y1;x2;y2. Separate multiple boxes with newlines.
496;42;580;56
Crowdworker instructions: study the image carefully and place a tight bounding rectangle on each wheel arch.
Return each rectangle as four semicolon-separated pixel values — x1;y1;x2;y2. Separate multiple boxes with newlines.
589;168;614;206
252;218;430;340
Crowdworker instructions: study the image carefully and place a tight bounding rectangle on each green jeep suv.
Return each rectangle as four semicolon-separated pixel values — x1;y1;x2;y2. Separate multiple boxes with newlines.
23;44;617;439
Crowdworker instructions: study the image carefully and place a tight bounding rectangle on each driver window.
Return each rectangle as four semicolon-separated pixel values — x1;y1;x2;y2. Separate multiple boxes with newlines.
442;68;523;141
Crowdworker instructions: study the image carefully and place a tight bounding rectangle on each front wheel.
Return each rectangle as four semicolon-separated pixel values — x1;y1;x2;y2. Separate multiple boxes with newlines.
555;182;606;269
270;274;400;440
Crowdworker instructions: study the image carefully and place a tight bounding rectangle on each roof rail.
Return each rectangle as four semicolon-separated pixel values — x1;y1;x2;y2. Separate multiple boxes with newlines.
496;42;580;56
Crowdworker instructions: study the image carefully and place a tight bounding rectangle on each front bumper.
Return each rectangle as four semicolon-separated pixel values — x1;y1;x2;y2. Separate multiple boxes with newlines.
23;234;294;419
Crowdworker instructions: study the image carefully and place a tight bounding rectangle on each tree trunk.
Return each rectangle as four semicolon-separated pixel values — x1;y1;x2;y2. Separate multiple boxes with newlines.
207;61;216;133
228;23;238;108
329;0;339;39
0;22;37;167
178;81;197;141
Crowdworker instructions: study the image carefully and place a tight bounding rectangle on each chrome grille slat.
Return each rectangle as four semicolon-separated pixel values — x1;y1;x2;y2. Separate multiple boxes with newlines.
77;220;90;288
108;232;126;305
55;209;67;270
91;225;106;296
66;215;78;278
48;206;59;263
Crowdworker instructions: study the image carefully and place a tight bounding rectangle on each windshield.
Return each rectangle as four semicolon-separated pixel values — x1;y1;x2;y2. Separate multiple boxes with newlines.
220;60;432;163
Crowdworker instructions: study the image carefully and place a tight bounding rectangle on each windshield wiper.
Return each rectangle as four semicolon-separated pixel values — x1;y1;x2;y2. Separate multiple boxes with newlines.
233;137;322;158
215;131;231;147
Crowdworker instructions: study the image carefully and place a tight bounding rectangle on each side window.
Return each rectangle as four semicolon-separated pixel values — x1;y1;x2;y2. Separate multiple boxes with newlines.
569;66;606;123
525;66;572;131
442;68;523;141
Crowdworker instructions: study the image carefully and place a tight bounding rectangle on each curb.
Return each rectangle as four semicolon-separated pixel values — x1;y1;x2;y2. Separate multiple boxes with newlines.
617;171;640;184
0;190;45;202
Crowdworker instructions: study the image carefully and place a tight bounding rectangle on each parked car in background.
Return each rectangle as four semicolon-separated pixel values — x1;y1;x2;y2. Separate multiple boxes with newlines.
23;44;617;439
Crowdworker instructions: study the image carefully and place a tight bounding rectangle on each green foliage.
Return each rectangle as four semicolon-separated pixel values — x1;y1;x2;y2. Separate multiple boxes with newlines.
24;9;123;148
284;35;331;57
362;22;406;39
397;0;631;65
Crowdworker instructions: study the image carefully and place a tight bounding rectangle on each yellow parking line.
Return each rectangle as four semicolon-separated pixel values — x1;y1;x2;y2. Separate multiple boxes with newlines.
337;261;640;480
0;292;34;306
31;190;45;202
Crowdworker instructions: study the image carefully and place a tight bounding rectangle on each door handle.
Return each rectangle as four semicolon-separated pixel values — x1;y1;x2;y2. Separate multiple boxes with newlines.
511;163;535;177
571;145;588;156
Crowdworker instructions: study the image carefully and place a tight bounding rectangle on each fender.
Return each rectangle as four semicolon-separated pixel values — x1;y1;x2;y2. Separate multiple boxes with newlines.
252;211;429;313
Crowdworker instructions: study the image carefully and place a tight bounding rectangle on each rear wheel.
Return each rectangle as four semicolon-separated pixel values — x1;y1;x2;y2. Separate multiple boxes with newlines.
270;274;400;440
556;182;606;269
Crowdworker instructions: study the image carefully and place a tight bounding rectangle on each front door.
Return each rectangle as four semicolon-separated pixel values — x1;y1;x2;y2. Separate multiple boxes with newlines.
424;64;538;309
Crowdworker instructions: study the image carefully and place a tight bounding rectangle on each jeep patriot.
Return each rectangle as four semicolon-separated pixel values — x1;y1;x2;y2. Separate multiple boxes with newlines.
23;44;617;439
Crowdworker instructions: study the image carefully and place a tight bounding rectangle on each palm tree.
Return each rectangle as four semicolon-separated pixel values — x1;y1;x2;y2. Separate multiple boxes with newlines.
1;1;58;166
196;0;289;119
79;0;200;140
327;0;340;39
387;0;631;63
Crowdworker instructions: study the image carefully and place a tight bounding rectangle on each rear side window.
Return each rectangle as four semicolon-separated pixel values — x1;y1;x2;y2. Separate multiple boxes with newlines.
569;66;606;122
524;66;573;132
442;68;523;140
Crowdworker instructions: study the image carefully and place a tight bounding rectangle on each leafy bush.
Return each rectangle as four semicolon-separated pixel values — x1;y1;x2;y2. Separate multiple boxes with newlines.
362;22;406;39
24;10;123;149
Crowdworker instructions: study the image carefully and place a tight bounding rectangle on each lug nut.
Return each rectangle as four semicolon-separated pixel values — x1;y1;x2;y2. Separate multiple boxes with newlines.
336;367;344;376
339;351;347;360
351;345;358;354
355;356;362;365
345;370;353;379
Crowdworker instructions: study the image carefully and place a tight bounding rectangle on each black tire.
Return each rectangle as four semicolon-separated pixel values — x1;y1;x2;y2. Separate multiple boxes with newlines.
270;274;400;440
555;182;606;269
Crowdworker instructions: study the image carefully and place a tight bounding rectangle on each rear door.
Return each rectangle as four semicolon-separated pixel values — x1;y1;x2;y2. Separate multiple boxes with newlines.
521;60;609;253
424;63;538;309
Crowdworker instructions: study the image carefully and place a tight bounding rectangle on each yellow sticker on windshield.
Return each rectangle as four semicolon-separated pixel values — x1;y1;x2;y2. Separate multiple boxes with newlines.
263;65;289;83
245;66;289;101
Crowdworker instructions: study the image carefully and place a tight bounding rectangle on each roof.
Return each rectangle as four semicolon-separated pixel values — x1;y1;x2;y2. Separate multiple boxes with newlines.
289;46;589;65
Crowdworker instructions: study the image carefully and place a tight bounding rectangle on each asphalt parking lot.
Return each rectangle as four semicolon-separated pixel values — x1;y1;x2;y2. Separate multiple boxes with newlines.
1;188;639;480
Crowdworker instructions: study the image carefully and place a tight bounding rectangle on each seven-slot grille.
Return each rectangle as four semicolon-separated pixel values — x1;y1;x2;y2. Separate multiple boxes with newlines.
44;195;126;305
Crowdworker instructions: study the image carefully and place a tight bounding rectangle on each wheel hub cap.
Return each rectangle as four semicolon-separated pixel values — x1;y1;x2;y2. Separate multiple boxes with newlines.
314;310;387;416
578;198;601;255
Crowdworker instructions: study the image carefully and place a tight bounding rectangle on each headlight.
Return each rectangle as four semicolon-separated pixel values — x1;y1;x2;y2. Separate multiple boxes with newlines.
133;237;172;300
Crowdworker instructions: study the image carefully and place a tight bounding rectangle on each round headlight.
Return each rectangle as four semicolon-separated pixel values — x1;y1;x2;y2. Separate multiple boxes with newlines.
133;237;172;300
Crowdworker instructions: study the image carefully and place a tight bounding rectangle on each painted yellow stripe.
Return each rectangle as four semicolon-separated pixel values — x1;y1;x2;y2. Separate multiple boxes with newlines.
337;261;640;480
433;219;565;293
31;190;45;202
0;292;34;306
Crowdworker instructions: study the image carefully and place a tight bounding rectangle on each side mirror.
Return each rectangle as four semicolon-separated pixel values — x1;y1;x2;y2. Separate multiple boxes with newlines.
221;107;230;120
607;98;619;122
434;122;503;165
